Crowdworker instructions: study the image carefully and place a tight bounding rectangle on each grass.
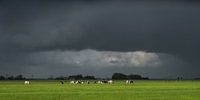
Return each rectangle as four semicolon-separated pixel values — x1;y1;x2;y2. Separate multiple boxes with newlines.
0;80;199;100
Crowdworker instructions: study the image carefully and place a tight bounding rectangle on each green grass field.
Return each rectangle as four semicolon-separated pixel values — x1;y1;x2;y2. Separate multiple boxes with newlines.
0;80;199;100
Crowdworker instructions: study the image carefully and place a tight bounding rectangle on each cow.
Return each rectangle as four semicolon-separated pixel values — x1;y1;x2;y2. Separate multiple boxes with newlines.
126;80;134;84
129;80;134;84
97;80;102;84
101;80;108;84
86;81;90;84
75;80;84;84
70;80;75;84
24;80;30;85
81;81;84;84
108;80;113;84
60;81;64;84
126;80;129;84
75;81;80;84
70;80;84;84
94;81;97;84
98;80;113;84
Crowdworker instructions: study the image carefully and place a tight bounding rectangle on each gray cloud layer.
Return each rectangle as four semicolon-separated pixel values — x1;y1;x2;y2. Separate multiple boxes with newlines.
0;0;200;78
31;49;161;68
0;49;190;78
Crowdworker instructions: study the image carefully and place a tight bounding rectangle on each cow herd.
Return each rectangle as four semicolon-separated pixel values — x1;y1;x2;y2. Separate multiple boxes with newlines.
68;80;133;85
24;80;134;85
69;80;113;84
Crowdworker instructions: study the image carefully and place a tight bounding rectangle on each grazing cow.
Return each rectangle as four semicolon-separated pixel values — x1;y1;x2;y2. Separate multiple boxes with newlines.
70;80;84;84
86;81;90;84
75;81;80;84
97;80;102;84
24;80;30;85
98;80;113;84
60;81;64;84
126;80;129;84
75;80;84;84
130;80;134;84
70;80;75;84
94;81;98;84
101;80;108;84
126;80;134;84
81;81;84;84
108;80;113;84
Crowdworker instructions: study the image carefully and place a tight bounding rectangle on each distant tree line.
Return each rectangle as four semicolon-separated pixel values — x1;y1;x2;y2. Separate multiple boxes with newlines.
112;73;149;80
0;75;26;80
0;73;148;80
54;73;148;80
53;75;96;80
194;78;200;80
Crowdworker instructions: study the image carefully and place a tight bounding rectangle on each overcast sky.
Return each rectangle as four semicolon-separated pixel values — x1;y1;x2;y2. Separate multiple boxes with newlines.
0;0;200;79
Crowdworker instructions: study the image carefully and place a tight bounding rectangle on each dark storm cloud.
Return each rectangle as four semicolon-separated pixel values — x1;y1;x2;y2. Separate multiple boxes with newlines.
0;0;200;78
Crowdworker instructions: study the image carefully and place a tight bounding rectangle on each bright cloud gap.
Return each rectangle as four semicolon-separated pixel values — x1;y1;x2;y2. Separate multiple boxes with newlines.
32;49;162;68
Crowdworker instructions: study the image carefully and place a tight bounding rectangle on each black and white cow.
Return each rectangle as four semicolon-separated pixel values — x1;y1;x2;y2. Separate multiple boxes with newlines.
108;80;113;84
70;80;84;84
126;80;134;84
70;80;75;84
60;81;64;84
24;80;30;85
97;80;113;84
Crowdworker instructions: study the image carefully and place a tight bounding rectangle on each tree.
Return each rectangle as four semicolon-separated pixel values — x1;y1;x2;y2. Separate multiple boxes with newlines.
7;76;14;80
128;74;142;79
112;73;149;80
55;76;65;80
83;75;95;80
0;75;5;80
68;74;83;80
112;73;128;80
15;75;25;80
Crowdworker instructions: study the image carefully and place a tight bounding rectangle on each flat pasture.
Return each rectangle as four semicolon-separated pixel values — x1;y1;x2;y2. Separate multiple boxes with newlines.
0;80;199;100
